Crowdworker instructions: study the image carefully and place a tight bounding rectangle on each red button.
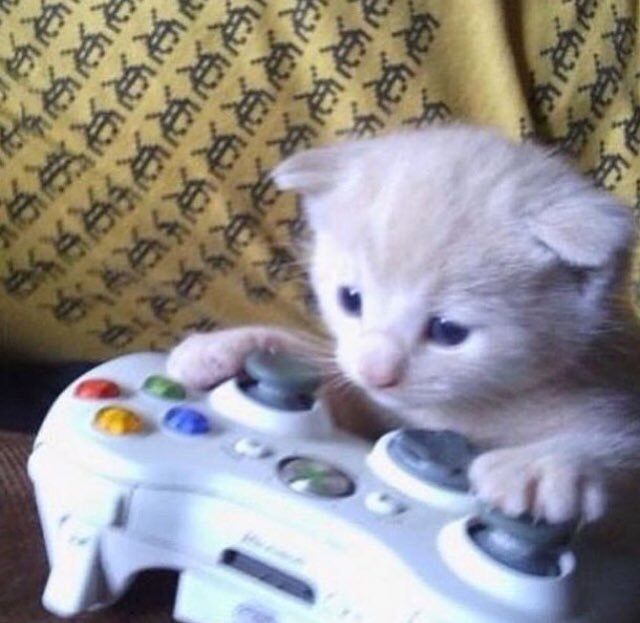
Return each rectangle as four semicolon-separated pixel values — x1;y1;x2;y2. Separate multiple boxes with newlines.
75;379;121;399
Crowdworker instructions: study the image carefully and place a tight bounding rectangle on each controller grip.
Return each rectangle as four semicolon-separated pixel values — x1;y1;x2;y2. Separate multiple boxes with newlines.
43;518;110;616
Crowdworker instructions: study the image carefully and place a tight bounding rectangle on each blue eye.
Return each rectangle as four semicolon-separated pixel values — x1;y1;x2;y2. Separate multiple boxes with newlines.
338;287;362;316
426;316;469;346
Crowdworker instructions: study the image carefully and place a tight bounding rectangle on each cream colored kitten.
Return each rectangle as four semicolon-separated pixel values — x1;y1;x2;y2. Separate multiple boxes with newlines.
168;126;640;532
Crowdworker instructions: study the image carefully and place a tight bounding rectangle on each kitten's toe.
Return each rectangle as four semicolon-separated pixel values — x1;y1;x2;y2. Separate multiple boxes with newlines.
469;448;607;524
535;459;606;523
167;333;247;389
469;449;536;516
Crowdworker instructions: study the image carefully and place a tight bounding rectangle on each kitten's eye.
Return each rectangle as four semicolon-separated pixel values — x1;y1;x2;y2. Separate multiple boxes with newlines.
425;316;469;346
338;286;362;316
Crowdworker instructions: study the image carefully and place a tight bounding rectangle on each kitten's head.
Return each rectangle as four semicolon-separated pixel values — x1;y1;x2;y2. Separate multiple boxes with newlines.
272;126;634;411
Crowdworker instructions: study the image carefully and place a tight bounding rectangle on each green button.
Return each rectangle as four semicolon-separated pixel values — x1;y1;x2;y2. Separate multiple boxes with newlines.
143;375;186;400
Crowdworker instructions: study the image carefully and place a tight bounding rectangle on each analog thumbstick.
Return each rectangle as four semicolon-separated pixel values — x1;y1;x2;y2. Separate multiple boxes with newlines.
469;504;577;577
240;351;322;411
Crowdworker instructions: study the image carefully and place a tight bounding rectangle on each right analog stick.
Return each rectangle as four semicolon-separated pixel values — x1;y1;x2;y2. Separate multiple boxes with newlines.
469;504;577;577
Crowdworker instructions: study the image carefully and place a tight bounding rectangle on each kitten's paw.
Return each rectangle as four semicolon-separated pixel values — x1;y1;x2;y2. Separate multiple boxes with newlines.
167;331;259;389
469;447;607;524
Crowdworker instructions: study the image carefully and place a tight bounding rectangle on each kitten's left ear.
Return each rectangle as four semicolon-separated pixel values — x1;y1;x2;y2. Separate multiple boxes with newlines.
526;196;634;268
271;141;365;196
270;147;337;195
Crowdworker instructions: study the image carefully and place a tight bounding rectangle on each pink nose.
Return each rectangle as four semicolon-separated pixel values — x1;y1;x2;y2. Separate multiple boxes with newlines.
356;332;405;389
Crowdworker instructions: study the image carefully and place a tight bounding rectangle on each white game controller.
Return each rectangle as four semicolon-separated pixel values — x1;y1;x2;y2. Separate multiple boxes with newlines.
28;351;640;623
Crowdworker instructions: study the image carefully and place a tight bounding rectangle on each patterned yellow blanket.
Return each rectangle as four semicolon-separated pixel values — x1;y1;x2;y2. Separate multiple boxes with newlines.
0;0;638;359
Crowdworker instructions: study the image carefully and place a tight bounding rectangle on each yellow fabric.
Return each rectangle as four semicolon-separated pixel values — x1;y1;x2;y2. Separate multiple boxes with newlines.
0;0;638;360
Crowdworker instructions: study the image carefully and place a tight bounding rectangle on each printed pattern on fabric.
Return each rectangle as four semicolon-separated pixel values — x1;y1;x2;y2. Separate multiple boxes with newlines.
0;0;638;359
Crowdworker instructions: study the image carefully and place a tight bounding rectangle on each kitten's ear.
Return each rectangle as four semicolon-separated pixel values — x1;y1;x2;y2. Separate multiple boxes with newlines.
526;198;634;268
271;142;363;196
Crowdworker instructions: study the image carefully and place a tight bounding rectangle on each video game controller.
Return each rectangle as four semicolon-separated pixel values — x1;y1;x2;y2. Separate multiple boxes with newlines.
28;351;640;623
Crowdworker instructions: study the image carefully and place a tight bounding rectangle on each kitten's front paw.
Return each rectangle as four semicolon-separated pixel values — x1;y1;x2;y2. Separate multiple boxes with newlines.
167;331;256;389
469;447;607;524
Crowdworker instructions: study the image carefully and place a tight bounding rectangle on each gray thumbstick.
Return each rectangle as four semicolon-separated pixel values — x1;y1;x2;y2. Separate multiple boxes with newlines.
240;351;322;411
469;503;577;577
388;429;477;491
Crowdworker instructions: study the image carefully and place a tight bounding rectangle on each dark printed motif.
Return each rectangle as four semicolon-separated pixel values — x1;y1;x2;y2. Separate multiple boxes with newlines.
336;101;384;137
71;99;125;155
177;42;231;100
347;0;395;28
133;9;186;64
392;2;439;64
177;0;207;21
236;158;280;215
20;1;71;47
19;103;51;138
41;284;113;325
62;24;114;78
364;52;415;114
268;113;318;156
612;105;640;155
116;132;170;190
294;66;344;124
91;0;138;34
211;202;261;256
529;71;562;120
102;55;157;110
145;86;201;146
540;17;585;82
587;141;630;190
89;316;149;348
24;144;93;199
0;77;10;103
69;187;125;240
2;180;46;230
403;89;450;127
89;261;138;294
221;78;276;135
321;18;371;78
192;123;247;180
5;34;41;79
40;220;88;264
115;227;169;273
578;55;623;118
209;0;265;56
164;260;211;301
562;0;599;30
251;30;303;89
138;290;187;323
602;4;636;66
152;209;191;244
38;66;81;119
278;0;328;43
555;108;595;156
162;168;216;223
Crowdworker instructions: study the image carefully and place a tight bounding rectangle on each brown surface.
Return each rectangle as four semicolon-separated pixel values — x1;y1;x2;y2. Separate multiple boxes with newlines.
0;431;176;623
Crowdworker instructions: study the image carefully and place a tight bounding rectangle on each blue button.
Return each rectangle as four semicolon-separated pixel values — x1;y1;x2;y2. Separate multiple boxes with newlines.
163;407;211;435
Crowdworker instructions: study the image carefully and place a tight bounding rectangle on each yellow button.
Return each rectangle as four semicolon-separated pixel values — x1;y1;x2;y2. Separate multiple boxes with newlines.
93;406;144;435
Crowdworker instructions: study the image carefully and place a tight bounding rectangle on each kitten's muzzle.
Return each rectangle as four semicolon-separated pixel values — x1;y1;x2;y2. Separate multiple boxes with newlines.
355;331;406;389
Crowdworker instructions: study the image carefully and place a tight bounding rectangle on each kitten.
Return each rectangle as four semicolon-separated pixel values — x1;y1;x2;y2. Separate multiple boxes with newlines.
168;125;640;532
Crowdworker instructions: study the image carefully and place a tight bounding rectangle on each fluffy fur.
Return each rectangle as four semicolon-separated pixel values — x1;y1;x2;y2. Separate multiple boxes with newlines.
168;126;640;533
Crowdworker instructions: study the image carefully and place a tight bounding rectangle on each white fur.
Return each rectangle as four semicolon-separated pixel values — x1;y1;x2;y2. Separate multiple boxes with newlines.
170;126;640;531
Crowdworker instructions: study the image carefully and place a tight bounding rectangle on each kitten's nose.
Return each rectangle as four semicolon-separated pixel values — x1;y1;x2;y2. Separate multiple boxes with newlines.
356;331;406;389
